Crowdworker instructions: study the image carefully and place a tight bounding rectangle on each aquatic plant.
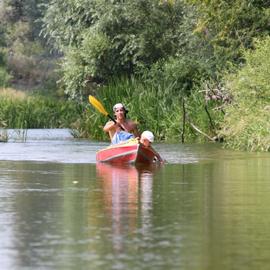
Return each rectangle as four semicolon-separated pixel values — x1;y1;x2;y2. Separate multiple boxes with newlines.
83;76;222;142
0;88;83;129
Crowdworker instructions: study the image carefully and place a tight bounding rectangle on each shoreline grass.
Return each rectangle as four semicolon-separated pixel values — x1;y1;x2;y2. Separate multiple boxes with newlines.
0;87;83;129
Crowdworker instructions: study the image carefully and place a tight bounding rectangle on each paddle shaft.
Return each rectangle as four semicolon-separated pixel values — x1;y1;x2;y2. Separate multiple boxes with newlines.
107;115;125;131
88;95;126;131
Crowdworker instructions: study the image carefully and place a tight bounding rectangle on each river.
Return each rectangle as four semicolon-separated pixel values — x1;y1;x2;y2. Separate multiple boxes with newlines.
0;129;270;270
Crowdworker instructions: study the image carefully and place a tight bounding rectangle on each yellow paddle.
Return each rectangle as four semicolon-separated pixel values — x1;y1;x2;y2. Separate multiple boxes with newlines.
88;95;125;130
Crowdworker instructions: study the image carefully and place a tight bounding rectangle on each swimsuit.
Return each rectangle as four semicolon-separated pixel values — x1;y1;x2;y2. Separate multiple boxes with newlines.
111;131;134;144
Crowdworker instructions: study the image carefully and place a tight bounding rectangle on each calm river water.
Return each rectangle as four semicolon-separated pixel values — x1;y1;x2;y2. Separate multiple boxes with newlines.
1;129;270;270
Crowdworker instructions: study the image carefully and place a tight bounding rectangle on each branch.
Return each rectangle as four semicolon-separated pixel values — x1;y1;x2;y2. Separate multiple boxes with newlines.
185;113;215;142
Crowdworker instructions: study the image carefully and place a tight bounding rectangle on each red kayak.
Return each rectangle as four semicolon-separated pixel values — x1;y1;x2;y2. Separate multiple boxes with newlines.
96;139;158;165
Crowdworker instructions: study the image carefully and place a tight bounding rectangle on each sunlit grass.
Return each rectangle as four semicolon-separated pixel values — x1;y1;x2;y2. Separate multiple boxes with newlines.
219;37;270;152
220;105;270;151
0;88;83;129
82;77;222;142
0;87;27;100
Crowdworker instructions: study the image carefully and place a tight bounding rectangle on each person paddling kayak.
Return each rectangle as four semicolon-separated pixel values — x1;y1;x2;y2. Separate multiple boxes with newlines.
103;103;140;144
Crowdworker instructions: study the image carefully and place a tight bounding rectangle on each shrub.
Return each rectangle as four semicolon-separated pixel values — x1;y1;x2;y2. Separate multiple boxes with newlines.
219;37;270;151
0;67;12;87
0;88;83;128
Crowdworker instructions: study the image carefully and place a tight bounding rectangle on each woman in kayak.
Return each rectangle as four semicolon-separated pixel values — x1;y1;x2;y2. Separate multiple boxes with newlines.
103;103;140;144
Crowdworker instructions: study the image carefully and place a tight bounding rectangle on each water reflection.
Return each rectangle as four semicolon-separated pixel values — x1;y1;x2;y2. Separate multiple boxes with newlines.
1;143;270;270
96;163;157;252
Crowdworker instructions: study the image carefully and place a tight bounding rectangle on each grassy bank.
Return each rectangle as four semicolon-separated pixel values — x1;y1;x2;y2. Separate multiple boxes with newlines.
218;37;270;152
0;88;83;129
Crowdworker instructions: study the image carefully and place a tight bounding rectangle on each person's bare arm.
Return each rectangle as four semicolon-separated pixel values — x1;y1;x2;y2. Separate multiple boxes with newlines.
151;146;164;163
103;121;116;132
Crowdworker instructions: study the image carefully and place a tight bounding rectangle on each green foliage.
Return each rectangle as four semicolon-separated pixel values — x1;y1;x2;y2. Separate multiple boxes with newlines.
0;93;83;128
227;38;270;103
0;23;6;48
60;29;112;99
1;0;58;90
81;77;181;141
60;49;86;100
143;54;212;97
219;37;270;151
81;30;111;76
42;0;194;98
3;0;47;40
82;76;223;142
220;106;270;151
189;0;270;67
0;67;12;87
1;0;269;151
0;49;12;86
41;0;96;49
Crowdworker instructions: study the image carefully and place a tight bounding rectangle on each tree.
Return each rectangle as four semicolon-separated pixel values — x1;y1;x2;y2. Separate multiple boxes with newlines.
219;37;270;151
42;0;193;98
1;0;58;88
188;0;270;67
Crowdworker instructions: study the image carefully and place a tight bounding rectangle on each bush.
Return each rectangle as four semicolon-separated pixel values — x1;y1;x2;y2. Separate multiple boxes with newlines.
0;49;11;87
0;89;83;128
0;67;12;87
7;50;59;89
219;37;270;151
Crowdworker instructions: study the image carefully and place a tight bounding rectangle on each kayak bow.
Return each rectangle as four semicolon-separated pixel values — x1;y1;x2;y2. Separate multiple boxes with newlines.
96;139;158;165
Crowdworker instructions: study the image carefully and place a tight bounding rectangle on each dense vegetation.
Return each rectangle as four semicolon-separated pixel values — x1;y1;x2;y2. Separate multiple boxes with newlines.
0;88;84;129
0;0;269;151
219;37;270;151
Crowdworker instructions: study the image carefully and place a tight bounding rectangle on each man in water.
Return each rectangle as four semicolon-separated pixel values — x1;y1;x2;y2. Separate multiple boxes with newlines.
103;103;140;144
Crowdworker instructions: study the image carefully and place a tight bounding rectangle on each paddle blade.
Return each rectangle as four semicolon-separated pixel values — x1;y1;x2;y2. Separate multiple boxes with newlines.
89;95;108;116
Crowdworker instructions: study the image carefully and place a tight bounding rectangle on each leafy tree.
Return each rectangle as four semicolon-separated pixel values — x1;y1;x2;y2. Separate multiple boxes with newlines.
219;37;270;151
2;0;47;40
1;0;58;88
42;0;194;98
188;0;270;67
41;0;96;50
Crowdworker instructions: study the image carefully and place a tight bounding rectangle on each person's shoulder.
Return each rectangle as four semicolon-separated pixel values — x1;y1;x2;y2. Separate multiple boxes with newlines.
127;119;138;126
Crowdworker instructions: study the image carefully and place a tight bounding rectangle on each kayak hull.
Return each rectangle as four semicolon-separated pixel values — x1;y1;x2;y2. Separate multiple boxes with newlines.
96;139;156;165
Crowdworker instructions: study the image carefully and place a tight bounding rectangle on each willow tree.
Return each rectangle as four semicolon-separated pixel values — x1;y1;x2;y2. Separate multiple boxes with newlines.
188;0;270;67
42;0;193;99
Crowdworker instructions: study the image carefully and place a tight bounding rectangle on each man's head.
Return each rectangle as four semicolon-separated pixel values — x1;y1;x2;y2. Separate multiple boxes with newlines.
113;103;128;118
113;103;128;112
140;130;154;147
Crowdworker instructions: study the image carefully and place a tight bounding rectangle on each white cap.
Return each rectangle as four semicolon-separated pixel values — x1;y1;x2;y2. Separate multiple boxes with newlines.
141;131;154;142
113;103;128;112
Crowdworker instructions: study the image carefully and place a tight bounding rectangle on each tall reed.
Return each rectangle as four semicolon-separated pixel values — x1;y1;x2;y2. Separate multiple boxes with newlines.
82;77;221;142
0;88;83;129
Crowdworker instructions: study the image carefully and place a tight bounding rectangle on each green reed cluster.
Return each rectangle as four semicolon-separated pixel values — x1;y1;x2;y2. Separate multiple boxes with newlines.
0;92;83;129
81;77;221;143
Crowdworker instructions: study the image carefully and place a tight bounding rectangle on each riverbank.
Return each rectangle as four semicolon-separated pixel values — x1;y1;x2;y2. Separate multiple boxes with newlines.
1;84;269;152
0;87;83;130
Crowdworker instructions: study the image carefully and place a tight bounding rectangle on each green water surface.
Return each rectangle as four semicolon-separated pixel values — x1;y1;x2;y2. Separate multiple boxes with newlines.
0;141;270;270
